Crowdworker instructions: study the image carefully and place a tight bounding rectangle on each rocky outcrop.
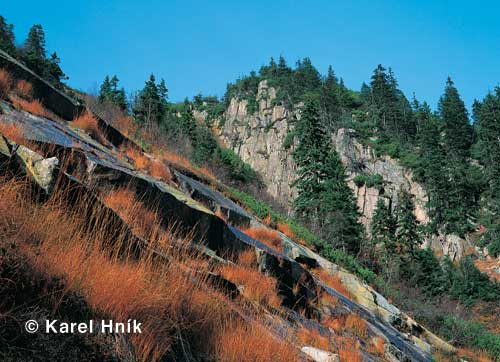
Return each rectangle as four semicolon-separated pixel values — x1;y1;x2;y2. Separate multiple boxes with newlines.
0;100;454;361
332;128;430;231
217;81;430;232
217;80;297;209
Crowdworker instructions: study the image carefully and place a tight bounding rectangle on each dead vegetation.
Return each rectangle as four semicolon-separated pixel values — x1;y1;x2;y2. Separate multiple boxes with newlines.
0;68;12;98
0;177;299;361
242;226;282;252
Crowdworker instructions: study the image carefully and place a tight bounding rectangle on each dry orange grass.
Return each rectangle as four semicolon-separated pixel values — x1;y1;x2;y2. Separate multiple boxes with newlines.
120;144;172;183
457;348;493;362
337;335;362;362
152;147;217;183
149;159;173;181
263;215;273;226
0;178;299;362
113;113;137;137
238;249;257;268
120;144;173;182
475;259;500;283
103;188;159;240
297;326;331;351
0;122;26;144
219;263;282;308
367;336;385;356
324;316;344;333
71;111;103;141
312;268;352;299
344;314;367;338
277;221;296;240
0;68;12;98
242;226;282;252
216;321;298;362
15;79;33;99
10;97;54;119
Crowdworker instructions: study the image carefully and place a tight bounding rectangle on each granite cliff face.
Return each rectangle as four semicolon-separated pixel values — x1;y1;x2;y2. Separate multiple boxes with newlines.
217;81;429;229
217;81;298;209
215;81;476;260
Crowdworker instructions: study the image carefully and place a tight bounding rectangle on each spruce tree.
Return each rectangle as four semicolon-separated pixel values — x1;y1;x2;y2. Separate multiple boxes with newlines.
0;15;16;56
437;78;480;234
293;95;362;254
45;52;67;86
371;199;397;248
438;77;473;161
133;74;168;131
319;65;341;131
414;101;448;229
99;75;127;110
396;191;421;254
474;88;500;255
292;95;329;221
23;24;47;75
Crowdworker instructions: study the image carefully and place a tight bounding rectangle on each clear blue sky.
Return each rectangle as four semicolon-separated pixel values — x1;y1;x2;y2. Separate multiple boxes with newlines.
2;1;500;108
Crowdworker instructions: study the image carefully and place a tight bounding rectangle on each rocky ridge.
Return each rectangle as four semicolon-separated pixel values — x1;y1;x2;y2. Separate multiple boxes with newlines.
215;80;476;261
0;50;455;361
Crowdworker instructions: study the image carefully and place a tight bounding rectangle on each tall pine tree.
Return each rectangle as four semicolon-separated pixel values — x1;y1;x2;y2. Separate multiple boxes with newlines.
293;95;362;254
438;77;473;161
474;87;500;256
0;15;16;56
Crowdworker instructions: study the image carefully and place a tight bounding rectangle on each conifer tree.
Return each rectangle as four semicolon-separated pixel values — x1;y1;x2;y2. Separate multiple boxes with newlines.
436;78;480;234
396;191;421;253
319;65;341;130
98;75;127;110
23;24;46;75
0;15;16;56
474;87;500;255
293;95;362;253
371;199;397;248
133;74;168;131
45;52;68;86
438;77;473;161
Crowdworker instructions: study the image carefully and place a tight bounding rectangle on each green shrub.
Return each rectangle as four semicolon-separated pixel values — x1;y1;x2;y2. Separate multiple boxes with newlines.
439;316;500;360
488;238;500;258
216;147;258;183
353;173;383;188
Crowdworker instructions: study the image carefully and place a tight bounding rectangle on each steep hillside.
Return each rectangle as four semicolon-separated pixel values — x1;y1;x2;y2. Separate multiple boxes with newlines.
215;79;479;262
0;51;469;362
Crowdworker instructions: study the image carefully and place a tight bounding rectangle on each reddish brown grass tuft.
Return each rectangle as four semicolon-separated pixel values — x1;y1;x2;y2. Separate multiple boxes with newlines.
152;146;217;183
297;326;331;351
10;97;54;119
242;227;282;252
237;249;257;268
344;314;367;338
219;263;282;308
0;178;301;362
277;222;296;240
0;68;12;99
149;159;173;181
15;80;33;99
312;268;352;299
72;111;103;141
457;347;493;362
367;337;385;356
324;316;344;333
120;144;172;183
0;122;26;145
337;335;362;362
103;188;159;239
216;321;298;362
113;113;137;137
